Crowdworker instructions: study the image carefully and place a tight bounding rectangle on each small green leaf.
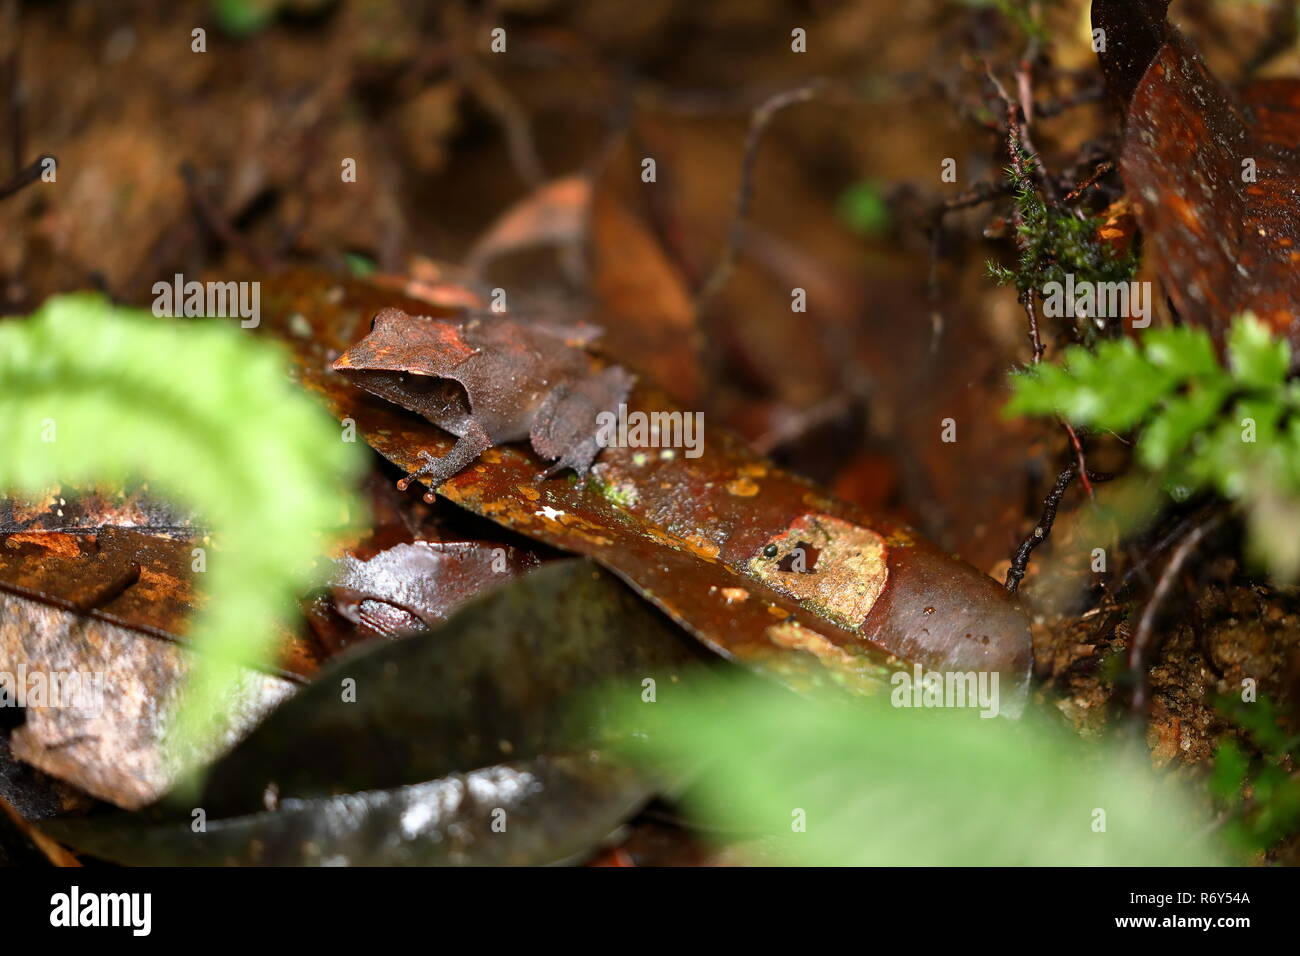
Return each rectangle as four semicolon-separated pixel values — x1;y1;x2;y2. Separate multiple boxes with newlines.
1138;385;1229;471
1145;326;1222;379
1228;312;1290;389
343;252;377;278
1209;740;1248;806
210;0;275;37
1006;315;1300;581
1230;695;1290;753
837;181;891;237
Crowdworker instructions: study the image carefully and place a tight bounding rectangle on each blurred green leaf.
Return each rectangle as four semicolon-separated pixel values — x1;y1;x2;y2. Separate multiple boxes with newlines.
1211;695;1300;853
837;181;891;237
611;675;1226;865
1144;326;1222;377
0;294;366;763
1209;740;1248;806
210;0;275;37
1228;312;1290;390
343;252;376;278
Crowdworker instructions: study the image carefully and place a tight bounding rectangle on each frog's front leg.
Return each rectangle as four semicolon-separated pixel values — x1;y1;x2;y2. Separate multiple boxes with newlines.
395;421;493;503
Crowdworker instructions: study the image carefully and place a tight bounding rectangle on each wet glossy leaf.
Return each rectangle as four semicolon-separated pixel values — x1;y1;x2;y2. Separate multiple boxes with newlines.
324;539;542;639
588;172;701;404
197;559;705;816
42;559;702;865
0;521;322;679
258;270;1034;712
41;752;648;866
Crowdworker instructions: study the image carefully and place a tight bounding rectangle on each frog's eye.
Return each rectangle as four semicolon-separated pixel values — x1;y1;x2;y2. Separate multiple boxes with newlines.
763;543;779;558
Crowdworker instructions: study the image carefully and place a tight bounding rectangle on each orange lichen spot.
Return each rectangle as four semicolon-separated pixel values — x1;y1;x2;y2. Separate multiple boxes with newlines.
682;534;720;562
726;477;759;497
2;532;81;558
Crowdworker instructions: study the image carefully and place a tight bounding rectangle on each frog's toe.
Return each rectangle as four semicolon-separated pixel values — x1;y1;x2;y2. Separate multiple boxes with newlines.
536;459;566;482
396;450;440;490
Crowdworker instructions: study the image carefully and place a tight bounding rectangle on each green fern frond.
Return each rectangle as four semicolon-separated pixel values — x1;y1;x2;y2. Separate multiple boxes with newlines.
0;293;366;763
1006;314;1300;578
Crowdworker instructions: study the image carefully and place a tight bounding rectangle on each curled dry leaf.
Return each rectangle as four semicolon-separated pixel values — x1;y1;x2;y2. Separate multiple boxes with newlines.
588;171;702;404
465;174;592;274
196;559;704;815
259;270;1034;711
1094;0;1300;343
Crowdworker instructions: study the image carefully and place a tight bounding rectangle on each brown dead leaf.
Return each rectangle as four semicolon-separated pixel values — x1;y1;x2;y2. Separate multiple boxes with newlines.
466;175;592;273
588;172;702;404
1096;0;1300;342
0;592;295;809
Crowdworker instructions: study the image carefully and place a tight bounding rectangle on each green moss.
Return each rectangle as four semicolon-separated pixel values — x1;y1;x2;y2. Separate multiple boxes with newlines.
987;150;1138;339
589;475;640;510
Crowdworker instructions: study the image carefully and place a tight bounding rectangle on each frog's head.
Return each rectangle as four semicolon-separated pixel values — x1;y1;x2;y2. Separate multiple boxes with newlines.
333;308;479;423
333;308;476;376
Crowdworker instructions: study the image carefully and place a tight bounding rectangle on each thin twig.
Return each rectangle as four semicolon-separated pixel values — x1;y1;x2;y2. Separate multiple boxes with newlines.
1005;466;1075;593
179;163;276;271
1063;160;1114;204
1024;291;1045;363
1128;511;1225;714
457;57;546;188
984;63;1051;198
695;79;829;319
927;179;1015;222
1005;464;1115;593
1034;83;1104;119
1062;421;1094;498
990;63;1097;494
0;151;50;201
447;0;545;188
